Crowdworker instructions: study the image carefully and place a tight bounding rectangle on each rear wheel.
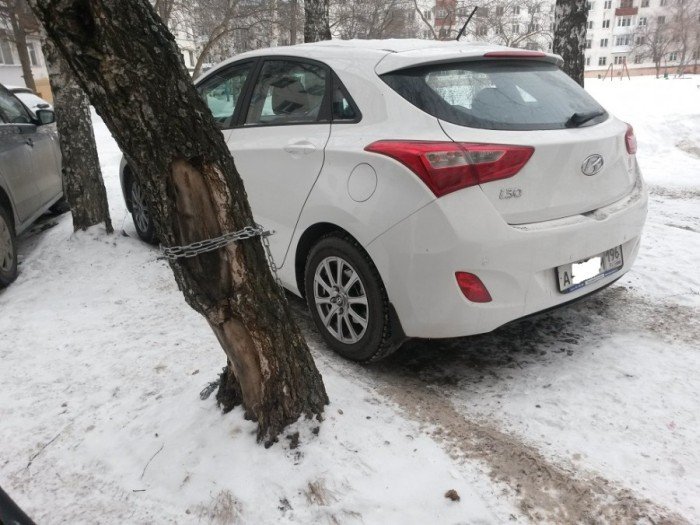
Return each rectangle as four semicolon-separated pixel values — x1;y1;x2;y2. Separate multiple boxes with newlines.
0;205;18;287
128;177;157;244
304;234;400;362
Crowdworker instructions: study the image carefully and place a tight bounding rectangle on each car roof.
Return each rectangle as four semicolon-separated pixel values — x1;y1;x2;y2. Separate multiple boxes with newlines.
5;85;34;94
198;39;563;81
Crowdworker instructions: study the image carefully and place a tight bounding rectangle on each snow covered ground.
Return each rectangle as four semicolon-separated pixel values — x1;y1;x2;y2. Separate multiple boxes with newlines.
1;75;698;524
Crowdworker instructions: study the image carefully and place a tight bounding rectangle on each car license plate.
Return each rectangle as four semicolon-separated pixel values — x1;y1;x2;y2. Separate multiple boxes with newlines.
557;246;623;293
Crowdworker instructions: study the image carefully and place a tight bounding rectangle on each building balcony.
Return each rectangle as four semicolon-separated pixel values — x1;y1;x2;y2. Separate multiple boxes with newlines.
612;25;634;35
611;45;633;54
615;6;638;15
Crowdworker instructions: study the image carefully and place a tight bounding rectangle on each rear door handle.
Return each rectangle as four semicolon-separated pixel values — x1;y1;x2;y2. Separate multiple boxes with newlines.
284;141;316;155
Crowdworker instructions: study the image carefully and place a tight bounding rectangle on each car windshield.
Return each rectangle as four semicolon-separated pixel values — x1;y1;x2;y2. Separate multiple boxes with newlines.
381;60;607;131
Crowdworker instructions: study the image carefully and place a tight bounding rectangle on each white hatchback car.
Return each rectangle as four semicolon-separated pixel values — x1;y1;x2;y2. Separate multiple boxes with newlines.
120;40;647;362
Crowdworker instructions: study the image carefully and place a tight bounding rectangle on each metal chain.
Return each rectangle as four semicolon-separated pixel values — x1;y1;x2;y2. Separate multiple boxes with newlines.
160;224;282;288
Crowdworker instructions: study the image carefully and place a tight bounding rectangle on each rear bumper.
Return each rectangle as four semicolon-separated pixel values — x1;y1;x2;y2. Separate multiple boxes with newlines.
367;177;648;339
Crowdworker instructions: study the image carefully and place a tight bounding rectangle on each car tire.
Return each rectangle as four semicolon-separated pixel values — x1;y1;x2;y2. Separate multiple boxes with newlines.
304;234;400;362
0;205;18;288
128;176;157;245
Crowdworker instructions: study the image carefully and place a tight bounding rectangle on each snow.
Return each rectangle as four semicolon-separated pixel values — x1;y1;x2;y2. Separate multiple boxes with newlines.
1;75;699;524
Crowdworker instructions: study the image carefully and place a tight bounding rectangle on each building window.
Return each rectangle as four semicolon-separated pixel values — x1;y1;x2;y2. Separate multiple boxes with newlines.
668;51;677;61
615;35;630;45
599;56;607;65
0;40;14;65
660;0;667;5
528;23;540;32
512;23;520;33
495;5;504;15
424;9;432;20
619;0;633;7
586;39;592;48
600;38;609;47
26;43;38;67
634;55;642;63
635;35;645;44
641;0;649;6
602;19;611;27
617;16;632;26
476;26;487;36
588;21;594;29
586;56;591;65
614;56;626;64
604;0;612;7
513;6;520;14
436;8;447;18
657;15;665;24
439;28;447;37
638;16;647;25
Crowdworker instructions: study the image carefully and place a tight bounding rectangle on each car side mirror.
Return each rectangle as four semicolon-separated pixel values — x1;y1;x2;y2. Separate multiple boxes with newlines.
36;109;55;125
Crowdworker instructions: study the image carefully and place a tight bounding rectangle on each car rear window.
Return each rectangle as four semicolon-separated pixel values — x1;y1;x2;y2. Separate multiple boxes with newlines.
381;60;607;131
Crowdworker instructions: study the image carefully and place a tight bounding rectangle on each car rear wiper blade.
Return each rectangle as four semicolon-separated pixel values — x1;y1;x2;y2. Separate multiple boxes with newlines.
566;110;605;128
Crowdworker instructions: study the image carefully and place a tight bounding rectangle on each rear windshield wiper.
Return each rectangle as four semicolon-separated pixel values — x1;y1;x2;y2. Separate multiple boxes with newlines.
566;110;606;128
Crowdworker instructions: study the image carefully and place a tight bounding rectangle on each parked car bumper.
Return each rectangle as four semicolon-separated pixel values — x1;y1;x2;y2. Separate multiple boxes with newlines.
368;175;648;339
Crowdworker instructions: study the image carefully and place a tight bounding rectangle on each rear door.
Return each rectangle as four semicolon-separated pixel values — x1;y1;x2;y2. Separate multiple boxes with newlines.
0;86;42;222
226;58;331;264
382;60;637;224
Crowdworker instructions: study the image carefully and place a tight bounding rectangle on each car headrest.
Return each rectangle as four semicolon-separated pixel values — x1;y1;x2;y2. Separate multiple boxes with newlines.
271;77;309;116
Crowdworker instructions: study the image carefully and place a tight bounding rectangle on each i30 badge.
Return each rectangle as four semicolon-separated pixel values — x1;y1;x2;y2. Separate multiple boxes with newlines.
581;154;604;176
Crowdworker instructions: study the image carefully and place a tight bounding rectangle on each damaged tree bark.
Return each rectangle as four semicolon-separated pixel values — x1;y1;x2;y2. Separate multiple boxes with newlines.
29;0;328;444
42;39;113;233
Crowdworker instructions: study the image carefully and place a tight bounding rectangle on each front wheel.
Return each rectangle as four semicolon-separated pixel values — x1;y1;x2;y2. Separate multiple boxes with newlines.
304;234;400;362
128;177;157;245
0;205;18;287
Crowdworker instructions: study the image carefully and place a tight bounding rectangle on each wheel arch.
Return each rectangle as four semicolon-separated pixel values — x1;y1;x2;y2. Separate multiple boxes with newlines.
120;162;134;213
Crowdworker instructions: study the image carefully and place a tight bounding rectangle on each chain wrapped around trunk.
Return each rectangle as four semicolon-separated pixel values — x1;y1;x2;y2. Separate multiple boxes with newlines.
160;225;282;287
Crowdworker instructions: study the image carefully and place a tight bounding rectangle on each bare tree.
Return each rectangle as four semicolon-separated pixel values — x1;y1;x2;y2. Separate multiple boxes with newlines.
30;0;328;444
0;0;38;91
668;0;700;76
333;0;418;39
633;15;675;78
42;38;113;233
553;0;587;86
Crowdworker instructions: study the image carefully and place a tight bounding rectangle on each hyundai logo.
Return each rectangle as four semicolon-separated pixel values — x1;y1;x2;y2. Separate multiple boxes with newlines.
581;154;604;176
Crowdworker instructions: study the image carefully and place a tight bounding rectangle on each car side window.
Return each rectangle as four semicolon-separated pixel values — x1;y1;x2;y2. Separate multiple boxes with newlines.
245;60;328;126
0;85;31;124
197;64;251;129
331;79;358;122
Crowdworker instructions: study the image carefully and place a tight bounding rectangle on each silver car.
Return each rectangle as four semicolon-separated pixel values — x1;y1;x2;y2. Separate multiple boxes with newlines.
0;82;63;287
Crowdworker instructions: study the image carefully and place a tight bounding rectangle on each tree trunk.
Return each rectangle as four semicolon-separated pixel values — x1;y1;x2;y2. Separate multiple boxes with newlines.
290;0;298;44
29;0;328;445
304;0;331;42
8;2;36;92
553;0;587;87
42;39;113;233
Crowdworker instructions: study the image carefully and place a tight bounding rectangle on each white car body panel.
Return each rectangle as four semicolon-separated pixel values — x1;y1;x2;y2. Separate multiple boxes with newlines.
125;40;648;339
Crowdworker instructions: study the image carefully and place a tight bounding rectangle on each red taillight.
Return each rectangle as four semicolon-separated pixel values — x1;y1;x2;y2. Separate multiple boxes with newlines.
624;123;637;155
455;272;492;303
365;141;534;197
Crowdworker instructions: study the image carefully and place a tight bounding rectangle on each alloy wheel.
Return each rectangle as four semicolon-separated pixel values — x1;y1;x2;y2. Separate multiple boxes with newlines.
313;255;369;344
131;182;150;234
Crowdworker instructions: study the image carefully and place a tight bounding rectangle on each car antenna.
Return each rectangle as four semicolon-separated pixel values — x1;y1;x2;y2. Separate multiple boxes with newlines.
456;6;478;41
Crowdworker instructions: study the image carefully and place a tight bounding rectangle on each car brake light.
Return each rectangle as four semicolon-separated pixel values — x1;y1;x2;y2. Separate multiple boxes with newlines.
624;123;637;155
455;272;492;303
365;141;534;197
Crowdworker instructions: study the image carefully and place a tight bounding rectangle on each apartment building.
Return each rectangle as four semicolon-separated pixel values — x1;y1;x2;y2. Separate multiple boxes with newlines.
0;29;51;98
584;0;698;76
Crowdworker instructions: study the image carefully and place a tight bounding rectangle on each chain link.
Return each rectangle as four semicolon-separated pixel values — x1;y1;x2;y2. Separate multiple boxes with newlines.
160;224;282;288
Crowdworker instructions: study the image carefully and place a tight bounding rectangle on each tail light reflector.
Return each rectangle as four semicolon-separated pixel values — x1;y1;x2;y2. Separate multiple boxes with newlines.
365;141;534;197
624;124;637;155
455;272;492;303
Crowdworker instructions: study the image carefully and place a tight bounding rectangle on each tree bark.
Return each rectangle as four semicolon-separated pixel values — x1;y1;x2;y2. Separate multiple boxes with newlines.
289;0;298;44
29;0;328;445
553;0;587;87
42;39;113;233
7;1;36;92
304;0;331;42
